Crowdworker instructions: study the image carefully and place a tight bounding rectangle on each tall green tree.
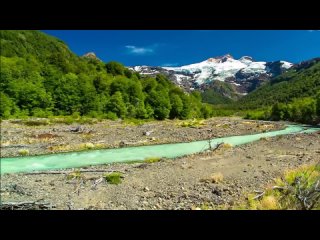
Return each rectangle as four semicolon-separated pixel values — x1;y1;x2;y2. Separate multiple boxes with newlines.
169;94;183;119
147;90;171;120
106;92;127;118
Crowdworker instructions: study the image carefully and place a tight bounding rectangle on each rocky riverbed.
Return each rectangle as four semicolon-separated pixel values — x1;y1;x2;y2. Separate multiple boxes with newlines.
0;117;283;157
1;122;319;210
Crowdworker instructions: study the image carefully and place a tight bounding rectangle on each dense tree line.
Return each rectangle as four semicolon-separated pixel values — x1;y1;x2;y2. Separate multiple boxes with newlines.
245;94;320;124
232;59;320;124
0;30;212;120
269;95;320;124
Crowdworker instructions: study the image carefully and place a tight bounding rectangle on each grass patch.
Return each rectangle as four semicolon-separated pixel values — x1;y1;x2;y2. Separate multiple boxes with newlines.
18;149;29;156
144;157;162;163
48;143;106;153
259;196;278;210
82;143;95;149
66;170;83;180
48;144;71;152
123;118;150;126
179;119;205;128
48;116;100;125
104;172;123;185
22;119;50;126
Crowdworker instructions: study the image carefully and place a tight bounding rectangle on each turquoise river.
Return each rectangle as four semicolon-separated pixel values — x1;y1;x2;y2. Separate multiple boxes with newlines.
1;124;319;174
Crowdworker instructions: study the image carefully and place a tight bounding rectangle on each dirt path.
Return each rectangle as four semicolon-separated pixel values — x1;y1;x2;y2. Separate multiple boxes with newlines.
1;130;319;210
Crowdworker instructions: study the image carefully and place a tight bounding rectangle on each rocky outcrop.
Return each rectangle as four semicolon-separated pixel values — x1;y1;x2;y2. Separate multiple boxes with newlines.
82;52;101;61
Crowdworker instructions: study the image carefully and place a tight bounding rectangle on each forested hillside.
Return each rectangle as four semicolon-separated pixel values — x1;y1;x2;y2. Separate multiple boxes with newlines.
238;60;320;124
201;81;237;104
237;60;320;109
0;30;211;120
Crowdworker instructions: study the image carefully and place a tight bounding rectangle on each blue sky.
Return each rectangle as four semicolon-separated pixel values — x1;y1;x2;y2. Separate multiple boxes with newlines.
42;30;320;66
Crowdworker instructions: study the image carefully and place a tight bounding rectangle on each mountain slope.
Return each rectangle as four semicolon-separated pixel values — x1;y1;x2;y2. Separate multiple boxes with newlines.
201;81;237;104
237;59;320;109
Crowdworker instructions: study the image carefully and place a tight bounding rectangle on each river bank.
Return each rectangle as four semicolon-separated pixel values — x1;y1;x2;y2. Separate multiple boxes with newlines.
1;117;284;158
1;125;319;210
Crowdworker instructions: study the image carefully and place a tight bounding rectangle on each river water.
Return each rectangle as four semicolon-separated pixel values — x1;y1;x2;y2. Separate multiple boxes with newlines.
1;124;318;174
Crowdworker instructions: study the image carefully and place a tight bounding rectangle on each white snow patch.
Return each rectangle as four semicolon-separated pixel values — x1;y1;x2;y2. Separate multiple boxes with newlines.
280;61;293;69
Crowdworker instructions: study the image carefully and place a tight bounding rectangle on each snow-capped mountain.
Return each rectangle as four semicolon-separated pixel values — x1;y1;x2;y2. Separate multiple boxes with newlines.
129;54;293;95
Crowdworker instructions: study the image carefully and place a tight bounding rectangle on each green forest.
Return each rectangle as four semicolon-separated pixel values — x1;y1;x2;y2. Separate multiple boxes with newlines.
0;30;212;120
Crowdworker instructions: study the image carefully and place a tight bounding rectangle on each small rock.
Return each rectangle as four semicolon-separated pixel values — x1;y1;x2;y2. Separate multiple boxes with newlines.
143;131;152;136
144;187;150;192
212;188;222;196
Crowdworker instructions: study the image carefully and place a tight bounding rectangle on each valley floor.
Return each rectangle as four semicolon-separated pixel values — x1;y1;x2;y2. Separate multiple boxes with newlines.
1;131;319;210
1;117;283;158
1;118;319;210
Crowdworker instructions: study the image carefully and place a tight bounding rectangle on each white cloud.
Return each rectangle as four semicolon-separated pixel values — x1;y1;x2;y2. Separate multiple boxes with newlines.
125;45;155;55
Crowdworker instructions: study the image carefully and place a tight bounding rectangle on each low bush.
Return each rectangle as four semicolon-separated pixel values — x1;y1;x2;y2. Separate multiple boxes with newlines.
18;149;29;156
104;172;123;185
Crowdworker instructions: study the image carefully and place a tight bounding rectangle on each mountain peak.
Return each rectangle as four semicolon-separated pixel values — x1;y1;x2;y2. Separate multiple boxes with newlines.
239;56;254;62
207;54;234;63
223;53;234;59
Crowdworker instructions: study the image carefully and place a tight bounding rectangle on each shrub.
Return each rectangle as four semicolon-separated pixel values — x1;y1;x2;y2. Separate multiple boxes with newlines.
84;143;95;149
104;172;123;185
104;112;118;120
18;149;29;156
210;172;224;183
